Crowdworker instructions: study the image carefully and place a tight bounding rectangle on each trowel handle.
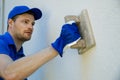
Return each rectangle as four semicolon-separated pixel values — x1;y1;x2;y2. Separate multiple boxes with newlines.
70;39;86;49
64;15;80;25
64;15;86;49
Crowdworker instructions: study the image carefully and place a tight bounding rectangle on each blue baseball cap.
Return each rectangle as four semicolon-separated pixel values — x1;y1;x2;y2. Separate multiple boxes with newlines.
8;5;42;20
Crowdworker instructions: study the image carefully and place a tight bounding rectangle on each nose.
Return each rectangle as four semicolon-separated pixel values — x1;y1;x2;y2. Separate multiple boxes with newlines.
28;23;33;29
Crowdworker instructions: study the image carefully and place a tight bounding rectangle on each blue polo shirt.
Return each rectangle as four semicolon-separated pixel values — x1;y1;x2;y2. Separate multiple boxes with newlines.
0;32;27;80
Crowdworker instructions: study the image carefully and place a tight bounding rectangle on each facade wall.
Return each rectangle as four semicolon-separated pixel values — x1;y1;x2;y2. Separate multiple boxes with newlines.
3;0;120;80
0;0;4;34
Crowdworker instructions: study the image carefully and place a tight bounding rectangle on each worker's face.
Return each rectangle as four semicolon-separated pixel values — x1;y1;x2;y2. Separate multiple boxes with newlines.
8;13;35;42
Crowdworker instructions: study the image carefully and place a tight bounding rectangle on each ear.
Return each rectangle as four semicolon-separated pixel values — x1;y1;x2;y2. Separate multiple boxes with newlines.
8;19;14;29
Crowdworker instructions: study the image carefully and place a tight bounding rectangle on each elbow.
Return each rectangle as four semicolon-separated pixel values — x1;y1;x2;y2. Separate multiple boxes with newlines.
1;70;22;80
4;74;17;80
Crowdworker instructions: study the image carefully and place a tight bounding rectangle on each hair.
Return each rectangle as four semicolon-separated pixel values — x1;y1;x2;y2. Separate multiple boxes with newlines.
7;11;35;30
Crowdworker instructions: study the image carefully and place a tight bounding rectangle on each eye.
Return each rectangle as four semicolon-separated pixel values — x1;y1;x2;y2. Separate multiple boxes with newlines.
32;22;35;26
24;20;28;24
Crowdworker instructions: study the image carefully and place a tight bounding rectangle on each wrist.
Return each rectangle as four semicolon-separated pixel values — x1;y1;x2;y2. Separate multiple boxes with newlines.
51;37;65;57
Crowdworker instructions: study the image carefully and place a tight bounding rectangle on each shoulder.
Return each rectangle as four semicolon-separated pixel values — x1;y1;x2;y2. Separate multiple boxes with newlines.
0;35;8;47
0;35;9;55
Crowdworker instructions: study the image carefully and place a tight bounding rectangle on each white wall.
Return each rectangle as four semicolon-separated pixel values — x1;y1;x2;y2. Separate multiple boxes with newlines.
4;0;120;80
0;0;4;34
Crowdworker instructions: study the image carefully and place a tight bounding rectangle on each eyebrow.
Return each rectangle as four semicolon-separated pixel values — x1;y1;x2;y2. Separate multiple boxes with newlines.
24;18;35;23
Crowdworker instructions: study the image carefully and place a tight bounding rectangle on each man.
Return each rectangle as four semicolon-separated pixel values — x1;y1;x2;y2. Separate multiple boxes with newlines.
0;5;80;80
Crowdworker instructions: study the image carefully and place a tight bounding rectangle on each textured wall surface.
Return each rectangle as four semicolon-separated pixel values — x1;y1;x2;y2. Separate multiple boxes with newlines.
3;0;120;80
0;0;4;34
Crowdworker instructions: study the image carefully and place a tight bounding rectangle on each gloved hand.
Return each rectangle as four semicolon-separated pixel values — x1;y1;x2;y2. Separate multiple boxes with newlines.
51;22;81;57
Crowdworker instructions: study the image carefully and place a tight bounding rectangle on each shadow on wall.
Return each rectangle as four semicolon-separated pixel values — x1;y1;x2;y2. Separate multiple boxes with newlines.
115;69;120;80
35;10;50;47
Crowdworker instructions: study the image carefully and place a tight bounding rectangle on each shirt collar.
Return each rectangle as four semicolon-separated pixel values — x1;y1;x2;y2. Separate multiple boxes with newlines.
3;32;24;53
3;32;15;45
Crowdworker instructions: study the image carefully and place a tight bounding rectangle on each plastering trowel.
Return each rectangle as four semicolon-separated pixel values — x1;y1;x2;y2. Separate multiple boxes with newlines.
64;9;96;54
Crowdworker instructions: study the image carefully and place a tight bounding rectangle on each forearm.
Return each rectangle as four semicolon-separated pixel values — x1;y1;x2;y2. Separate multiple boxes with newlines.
3;46;58;80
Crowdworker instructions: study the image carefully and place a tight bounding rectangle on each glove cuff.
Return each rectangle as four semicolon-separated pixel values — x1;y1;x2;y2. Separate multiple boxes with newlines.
51;37;65;57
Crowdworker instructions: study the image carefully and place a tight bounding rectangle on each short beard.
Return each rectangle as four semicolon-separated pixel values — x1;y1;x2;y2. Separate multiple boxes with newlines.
16;34;32;42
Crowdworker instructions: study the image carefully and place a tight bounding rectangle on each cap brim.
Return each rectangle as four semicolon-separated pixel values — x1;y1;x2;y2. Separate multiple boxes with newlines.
29;8;42;20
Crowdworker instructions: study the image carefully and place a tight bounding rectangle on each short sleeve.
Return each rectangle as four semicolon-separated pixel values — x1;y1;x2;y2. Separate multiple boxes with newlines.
0;39;9;55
